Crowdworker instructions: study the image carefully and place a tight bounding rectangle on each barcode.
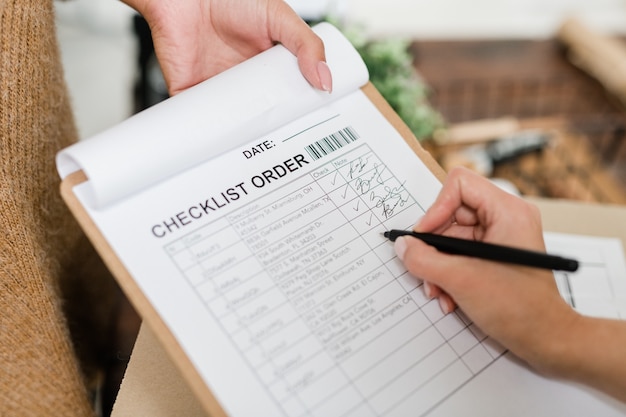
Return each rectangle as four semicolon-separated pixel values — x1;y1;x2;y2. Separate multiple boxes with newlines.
304;126;360;160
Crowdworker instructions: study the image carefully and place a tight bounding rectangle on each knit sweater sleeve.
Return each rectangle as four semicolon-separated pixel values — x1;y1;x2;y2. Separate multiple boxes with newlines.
0;1;99;415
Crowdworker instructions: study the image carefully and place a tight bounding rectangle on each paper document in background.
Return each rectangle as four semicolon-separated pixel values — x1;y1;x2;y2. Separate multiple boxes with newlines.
546;232;626;319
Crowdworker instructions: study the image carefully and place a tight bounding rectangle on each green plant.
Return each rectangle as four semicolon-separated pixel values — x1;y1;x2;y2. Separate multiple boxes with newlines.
337;22;444;140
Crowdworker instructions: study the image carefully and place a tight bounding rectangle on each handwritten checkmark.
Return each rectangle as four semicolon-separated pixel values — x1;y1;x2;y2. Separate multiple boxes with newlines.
342;183;349;199
330;171;339;186
365;213;373;226
353;200;360;211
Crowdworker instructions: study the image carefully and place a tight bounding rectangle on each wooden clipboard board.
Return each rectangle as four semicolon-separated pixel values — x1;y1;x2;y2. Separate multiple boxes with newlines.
61;82;446;417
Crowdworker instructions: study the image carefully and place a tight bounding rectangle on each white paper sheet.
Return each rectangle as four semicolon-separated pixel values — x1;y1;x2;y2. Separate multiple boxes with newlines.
73;89;443;416
56;23;368;208
547;232;626;319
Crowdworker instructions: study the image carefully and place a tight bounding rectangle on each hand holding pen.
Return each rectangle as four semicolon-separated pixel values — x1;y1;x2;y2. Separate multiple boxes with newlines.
392;168;579;374
393;167;626;403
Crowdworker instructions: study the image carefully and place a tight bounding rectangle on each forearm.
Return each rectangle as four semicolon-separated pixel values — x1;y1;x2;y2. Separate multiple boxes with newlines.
541;314;626;402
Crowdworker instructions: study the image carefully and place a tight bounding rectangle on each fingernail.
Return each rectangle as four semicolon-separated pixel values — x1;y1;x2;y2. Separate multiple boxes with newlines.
317;61;333;93
424;281;434;299
394;236;407;261
413;216;423;231
438;296;452;314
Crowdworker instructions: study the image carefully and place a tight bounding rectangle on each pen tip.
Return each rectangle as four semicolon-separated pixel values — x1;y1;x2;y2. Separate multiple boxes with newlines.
383;231;390;238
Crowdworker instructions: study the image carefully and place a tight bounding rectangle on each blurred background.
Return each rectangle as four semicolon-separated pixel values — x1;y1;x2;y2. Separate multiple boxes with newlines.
56;0;626;201
56;0;626;138
54;0;626;414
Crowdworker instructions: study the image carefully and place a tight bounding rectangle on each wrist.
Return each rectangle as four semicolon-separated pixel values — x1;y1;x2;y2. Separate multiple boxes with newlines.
521;303;584;377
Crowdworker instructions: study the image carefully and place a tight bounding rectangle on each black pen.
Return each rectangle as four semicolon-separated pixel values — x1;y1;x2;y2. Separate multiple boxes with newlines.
384;229;579;272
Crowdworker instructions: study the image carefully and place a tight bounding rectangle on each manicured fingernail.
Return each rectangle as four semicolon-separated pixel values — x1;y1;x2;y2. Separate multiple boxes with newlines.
394;236;407;261
413;216;423;231
317;61;333;93
424;281;434;299
439;296;452;314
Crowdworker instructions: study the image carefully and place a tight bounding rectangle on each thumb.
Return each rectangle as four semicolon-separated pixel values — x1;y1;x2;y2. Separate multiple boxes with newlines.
395;236;481;299
268;4;332;92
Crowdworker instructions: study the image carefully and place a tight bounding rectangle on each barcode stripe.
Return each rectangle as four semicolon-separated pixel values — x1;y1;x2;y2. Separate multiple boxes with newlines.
305;126;360;160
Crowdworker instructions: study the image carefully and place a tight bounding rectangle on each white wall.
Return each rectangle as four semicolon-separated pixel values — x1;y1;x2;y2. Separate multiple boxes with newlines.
56;0;136;139
56;0;626;141
343;0;626;39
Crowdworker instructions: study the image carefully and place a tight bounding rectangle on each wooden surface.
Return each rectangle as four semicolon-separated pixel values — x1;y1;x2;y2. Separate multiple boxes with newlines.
412;38;626;202
558;17;626;107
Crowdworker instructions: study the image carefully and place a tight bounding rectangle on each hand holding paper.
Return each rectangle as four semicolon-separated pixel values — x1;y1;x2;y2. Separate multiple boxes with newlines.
121;0;332;94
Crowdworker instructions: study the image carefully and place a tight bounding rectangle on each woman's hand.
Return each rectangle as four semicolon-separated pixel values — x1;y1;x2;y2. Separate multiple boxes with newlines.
395;167;578;373
123;0;332;95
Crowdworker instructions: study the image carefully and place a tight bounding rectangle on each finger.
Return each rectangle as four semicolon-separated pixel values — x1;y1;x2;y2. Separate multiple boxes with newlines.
399;237;480;299
423;281;456;314
439;223;482;241
417;167;508;233
423;281;440;299
268;2;331;91
453;204;479;227
437;292;457;315
420;206;480;237
396;236;467;294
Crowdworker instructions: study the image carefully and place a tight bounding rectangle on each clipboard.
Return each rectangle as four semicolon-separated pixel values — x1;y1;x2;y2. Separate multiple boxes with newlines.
61;81;446;417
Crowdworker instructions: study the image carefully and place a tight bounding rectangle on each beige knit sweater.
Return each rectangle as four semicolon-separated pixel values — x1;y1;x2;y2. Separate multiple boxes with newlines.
1;1;117;415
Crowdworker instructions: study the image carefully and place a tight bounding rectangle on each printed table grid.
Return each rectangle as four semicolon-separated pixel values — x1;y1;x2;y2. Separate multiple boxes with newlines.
164;144;502;417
